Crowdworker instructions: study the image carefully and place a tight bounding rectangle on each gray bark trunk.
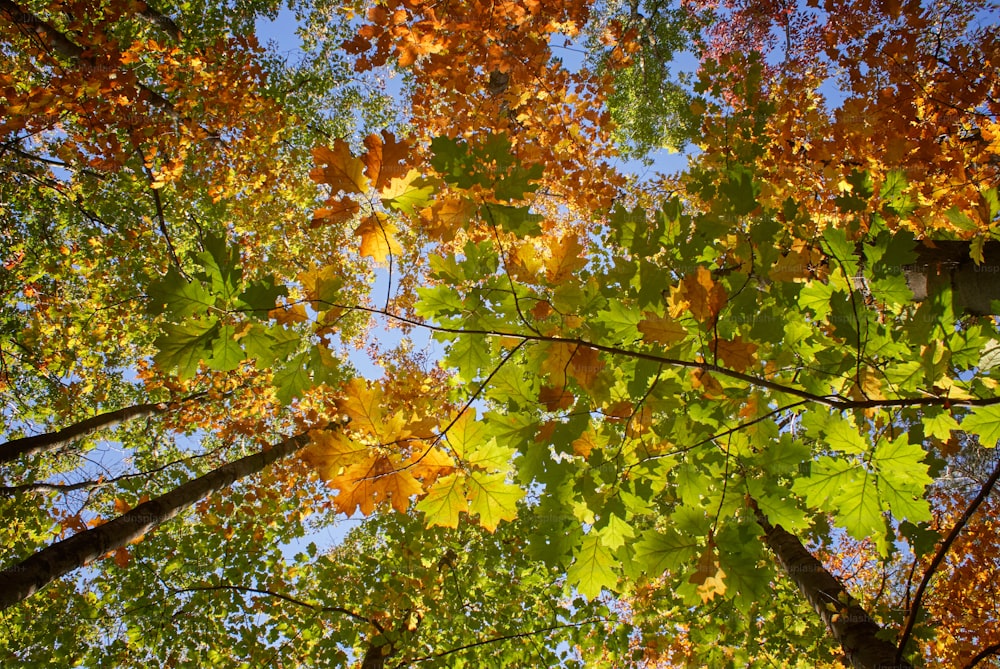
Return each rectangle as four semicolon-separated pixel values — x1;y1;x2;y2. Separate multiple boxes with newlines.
0;402;164;466
0;432;308;610
752;501;913;669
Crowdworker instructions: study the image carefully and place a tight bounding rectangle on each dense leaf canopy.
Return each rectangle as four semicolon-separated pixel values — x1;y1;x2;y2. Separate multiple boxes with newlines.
2;0;999;667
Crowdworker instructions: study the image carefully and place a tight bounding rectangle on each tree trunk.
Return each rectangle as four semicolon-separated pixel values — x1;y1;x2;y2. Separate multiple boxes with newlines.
0;402;165;466
908;241;1000;316
751;501;913;669
0;432;309;610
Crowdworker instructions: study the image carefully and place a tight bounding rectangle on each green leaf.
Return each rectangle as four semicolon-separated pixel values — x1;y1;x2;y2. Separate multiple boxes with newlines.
415;285;465;320
962;405;1000;447
147;270;215;318
798;281;834;321
483;203;543;236
633;529;698;574
153;317;219;379
802;412;869;455
208;324;246;371
720;165;758;215
272;352;312;405
416;473;468;528
921;409;959;441
237;277;288;317
196;234;242;302
597;513;635;550
568;534;618;598
466;471;524;531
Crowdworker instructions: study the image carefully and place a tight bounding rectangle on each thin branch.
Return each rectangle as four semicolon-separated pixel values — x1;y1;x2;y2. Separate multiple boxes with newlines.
141;160;187;278
895;456;1000;663
169;584;375;628
316;300;1000;412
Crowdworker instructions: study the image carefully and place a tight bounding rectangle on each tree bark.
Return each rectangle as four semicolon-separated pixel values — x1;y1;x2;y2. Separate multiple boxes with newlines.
751;501;913;669
0;402;165;466
907;241;1000;316
0;432;309;610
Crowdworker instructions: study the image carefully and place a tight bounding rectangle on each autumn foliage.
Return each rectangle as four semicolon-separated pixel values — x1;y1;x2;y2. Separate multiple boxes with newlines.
3;0;1000;667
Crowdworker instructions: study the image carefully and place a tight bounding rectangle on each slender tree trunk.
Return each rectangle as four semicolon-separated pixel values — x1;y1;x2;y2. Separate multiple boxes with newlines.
0;402;165;466
751;500;913;669
0;432;309;610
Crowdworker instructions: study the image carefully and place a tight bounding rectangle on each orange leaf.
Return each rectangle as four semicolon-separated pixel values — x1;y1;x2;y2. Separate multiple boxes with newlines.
420;196;476;241
362;130;411;191
569;345;604;390
332;455;424;515
268;303;309;325
311;197;360;227
538;384;574;411
113;547;131;569
714;336;759;372
310;140;368;194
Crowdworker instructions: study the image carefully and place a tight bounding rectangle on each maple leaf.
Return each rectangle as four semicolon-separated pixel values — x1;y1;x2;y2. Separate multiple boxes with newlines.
300;429;369;481
638;312;687;345
355;213;403;264
689;545;728;603
545;235;587;283
466;470;524;531
311;198;360;227
568;345;605;391
714;337;759;372
671;267;727;325
310;140;368;194
332;456;423;515
336;378;385;435
539;384;575;411
415;473;468;528
420;196;477;241
572;426;602;458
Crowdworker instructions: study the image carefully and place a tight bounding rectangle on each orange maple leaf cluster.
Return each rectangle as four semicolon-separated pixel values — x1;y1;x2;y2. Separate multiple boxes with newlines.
344;0;625;224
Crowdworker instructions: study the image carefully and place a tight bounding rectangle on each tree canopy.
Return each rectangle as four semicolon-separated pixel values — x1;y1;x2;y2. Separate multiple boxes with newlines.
2;0;1000;667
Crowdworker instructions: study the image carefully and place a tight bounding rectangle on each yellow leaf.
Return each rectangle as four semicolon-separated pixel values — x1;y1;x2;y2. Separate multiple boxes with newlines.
336;378;384;435
572;426;601;458
355;213;403;264
300;429;369;481
545;235;587;283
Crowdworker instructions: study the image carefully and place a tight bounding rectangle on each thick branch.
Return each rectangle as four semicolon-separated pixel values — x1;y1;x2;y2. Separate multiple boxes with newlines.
0;402;165;466
752;500;913;669
136;2;183;41
0;432;309;610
